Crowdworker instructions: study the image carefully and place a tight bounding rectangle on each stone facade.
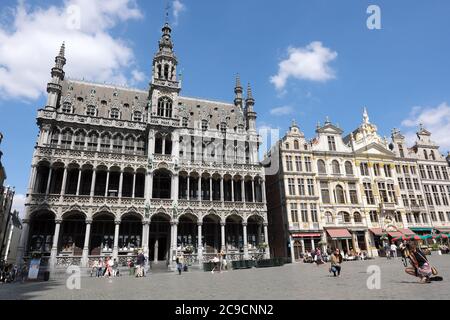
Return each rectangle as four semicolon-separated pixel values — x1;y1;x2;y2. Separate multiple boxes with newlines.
18;22;269;270
265;109;450;260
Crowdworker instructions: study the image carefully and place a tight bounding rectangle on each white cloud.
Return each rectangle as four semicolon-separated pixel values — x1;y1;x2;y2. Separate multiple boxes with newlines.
270;42;337;90
11;193;26;218
172;0;185;26
131;69;146;84
401;102;450;150
270;106;294;116
0;0;143;100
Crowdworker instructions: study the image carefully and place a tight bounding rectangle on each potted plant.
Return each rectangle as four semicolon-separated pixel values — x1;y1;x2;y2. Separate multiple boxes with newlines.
257;243;268;252
183;245;194;254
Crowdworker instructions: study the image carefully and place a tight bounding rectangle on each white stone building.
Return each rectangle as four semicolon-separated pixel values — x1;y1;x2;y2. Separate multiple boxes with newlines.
17;21;269;271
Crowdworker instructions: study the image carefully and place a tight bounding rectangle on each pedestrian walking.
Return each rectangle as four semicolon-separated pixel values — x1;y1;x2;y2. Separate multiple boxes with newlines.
211;255;220;274
403;242;442;283
384;243;391;259
91;260;99;277
176;254;184;275
329;248;343;277
97;259;104;277
390;242;398;258
136;251;145;277
112;258;119;277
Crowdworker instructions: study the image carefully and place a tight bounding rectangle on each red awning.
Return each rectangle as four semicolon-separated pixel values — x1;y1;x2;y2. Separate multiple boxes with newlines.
326;229;352;239
436;228;450;233
370;228;384;236
399;228;416;236
388;231;403;238
292;233;322;238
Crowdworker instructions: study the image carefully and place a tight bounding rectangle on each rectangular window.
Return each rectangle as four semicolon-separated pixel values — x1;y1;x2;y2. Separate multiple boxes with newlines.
422;213;429;224
286;156;293;171
417;194;425;207
419;165;427;179
307;179;315;196
364;183;375;205
387;183;397;204
438;212;446;222
300;203;308;222
414;212;421;224
410;166;417;175
432;185;441;206
402;165;408;175
369;211;378;223
424;185;433;206
288;178;296;196
440;186;449;206
447;212;450;222
413;178;420;191
297;178;305;196
373;164;380;176
349;183;358;204
310;204;318;223
304;157;312;172
384;165;392;177
295;156;302;172
406;213;412;223
435;166;442;180
442;167;449;180
395;165;401;174
431;212;437;222
290;203;298;223
320;181;330;204
405;178;413;190
398;178;405;190
328;136;336;151
377;182;389;203
402;194;409;207
427;166;434;180
360;163;369;176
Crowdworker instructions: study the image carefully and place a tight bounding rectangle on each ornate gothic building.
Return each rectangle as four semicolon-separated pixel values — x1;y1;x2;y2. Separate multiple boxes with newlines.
18;21;269;270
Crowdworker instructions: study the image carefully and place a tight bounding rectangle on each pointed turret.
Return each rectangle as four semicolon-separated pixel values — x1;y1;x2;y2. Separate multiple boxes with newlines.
46;42;66;110
363;107;370;124
245;83;257;133
234;74;243;108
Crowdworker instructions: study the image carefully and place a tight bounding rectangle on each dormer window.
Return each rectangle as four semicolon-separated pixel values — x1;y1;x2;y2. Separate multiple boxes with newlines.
327;136;336;151
157;97;173;118
294;140;299;150
62;102;72;113
133;111;142;122
86;105;96;117
110;108;120;119
220;122;227;134
423;150;428;160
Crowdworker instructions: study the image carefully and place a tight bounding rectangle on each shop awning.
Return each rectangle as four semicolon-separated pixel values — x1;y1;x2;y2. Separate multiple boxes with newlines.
292;233;322;238
369;228;384;236
409;227;432;232
388;231;403;238
326;229;352;239
399;228;416;236
435;228;450;233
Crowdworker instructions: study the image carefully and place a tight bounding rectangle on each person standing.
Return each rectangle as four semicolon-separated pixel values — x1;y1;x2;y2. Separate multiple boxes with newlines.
390;242;398;259
112;258;119;277
315;248;324;266
329;248;343;277
384;242;391;259
176;254;184;275
97;258;104;277
136;251;145;277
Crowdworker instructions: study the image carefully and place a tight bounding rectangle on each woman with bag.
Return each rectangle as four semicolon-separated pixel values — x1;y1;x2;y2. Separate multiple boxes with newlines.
329;248;343;277
404;242;441;283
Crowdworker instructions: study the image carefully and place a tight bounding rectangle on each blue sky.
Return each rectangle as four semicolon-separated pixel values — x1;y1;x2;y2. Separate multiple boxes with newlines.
1;0;450;212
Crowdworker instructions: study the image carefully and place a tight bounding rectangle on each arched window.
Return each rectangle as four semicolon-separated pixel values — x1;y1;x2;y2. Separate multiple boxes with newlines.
74;131;85;150
157;97;173;118
325;212;333;224
87;132;98;151
220;122;227;134
110;108;120;119
133;111;142;122
202;120;208;131
136;137;145;155
294;140;299;150
62;102;72;113
345;161;353;175
332;160;341;175
317;160;326;174
423;150;428;160
285;143;290;150
100;133;111;152
354;212;362;223
152;169;172;199
86;105;96;117
335;185;346;204
50;129;60;147
341;212;351;223
125;136;135;154
112;134;123;152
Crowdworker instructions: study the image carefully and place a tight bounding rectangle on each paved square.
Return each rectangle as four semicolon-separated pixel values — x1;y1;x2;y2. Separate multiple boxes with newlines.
1;255;449;300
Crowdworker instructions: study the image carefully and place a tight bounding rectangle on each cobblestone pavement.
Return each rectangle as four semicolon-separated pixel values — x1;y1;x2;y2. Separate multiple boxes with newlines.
1;255;449;300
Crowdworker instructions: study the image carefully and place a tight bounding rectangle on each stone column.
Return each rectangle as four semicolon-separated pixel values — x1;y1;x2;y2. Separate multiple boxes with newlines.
112;220;120;260
60;167;68;196
132;172;136;198
27;166;37;196
76;169;82;196
311;238;315;251
118;170;124;198
241;179;245;202
231;179;235;202
90;169;96;197
145;171;153;200
251;180;255;202
187;176;191;200
171;173;179;200
220;178;224;202
15;220;30;265
263;223;270;258
142;222;149;257
345;239;350;253
352;232;360;251
162;136;166;155
364;230;373;257
243;222;249;259
104;170;110;197
45;167;53;195
198;177;202;201
154;239;159;263
82;220;92;267
221;222;226;251
197;222;203;263
300;238;305;254
289;235;296;262
50;219;62;270
209;177;213;201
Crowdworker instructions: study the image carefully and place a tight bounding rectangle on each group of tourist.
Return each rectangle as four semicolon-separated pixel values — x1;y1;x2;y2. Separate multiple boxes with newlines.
90;251;148;278
0;260;27;283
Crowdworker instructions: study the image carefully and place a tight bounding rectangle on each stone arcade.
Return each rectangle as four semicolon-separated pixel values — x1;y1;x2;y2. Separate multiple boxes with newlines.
17;21;269;271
